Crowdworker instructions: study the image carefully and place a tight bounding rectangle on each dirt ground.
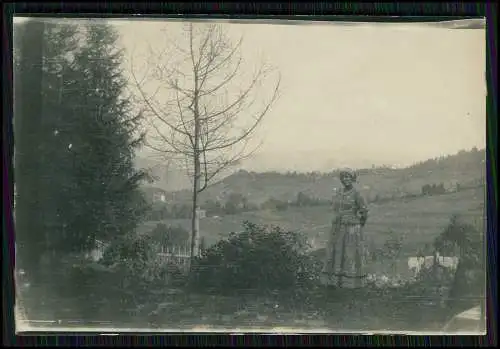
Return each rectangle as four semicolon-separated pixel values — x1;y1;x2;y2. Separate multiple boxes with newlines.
17;283;452;333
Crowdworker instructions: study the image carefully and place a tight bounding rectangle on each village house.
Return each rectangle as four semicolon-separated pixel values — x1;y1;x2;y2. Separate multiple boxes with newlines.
197;208;206;219
153;191;167;203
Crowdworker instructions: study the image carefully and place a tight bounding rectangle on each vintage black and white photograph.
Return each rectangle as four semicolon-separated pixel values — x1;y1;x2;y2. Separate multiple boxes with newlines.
13;17;486;334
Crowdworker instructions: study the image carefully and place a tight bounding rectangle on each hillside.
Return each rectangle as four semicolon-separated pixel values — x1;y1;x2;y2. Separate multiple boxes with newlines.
140;185;484;280
134;156;192;192
142;186;484;245
154;148;485;206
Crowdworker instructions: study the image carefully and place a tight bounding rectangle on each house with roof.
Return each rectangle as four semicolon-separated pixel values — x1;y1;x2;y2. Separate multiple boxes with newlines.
142;186;168;204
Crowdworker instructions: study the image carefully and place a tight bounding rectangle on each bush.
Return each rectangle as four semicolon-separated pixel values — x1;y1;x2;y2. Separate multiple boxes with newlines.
436;215;485;314
147;202;170;221
260;198;289;211
422;182;447;196
188;221;321;296
98;232;183;305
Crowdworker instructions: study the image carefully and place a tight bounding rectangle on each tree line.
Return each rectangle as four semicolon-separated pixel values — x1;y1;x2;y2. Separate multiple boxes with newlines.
145;191;331;220
145;180;467;221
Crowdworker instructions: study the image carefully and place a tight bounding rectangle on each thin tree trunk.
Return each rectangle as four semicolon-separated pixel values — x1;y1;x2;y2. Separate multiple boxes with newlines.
190;155;200;266
190;84;201;269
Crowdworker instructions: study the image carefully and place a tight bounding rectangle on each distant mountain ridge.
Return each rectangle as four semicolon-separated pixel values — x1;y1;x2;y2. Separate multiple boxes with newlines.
136;148;485;206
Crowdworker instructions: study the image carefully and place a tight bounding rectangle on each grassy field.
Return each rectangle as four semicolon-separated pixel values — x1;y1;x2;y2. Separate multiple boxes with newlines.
143;186;484;244
18;187;484;333
141;186;484;279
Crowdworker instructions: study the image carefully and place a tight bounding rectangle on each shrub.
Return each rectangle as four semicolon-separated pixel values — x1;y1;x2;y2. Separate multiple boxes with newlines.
261;198;289;211
188;221;321;296
98;232;182;305
422;182;447;196
435;215;485;314
147;202;170;221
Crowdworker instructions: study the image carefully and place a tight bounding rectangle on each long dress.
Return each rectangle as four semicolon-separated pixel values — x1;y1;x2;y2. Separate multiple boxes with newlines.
322;186;369;289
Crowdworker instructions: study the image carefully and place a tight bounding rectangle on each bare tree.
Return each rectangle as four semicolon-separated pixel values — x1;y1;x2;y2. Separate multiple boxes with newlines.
130;22;281;266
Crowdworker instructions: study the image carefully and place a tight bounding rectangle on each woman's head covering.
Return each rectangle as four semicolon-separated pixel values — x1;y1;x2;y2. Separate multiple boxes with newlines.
339;168;357;181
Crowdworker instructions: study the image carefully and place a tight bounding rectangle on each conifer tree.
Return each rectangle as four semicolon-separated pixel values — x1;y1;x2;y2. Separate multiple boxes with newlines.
14;20;148;282
68;22;148;248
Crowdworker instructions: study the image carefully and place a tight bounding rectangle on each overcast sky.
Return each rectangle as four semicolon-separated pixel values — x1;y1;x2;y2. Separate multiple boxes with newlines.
15;18;487;172
116;19;487;171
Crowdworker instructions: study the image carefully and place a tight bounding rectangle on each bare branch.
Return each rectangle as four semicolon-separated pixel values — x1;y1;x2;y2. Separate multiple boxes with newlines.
145;117;192;156
198;138;263;193
198;54;243;98
130;65;194;141
129;45;152;88
195;24;216;70
189;24;197;75
196;31;242;93
198;36;243;92
135;21;281;228
173;80;195;147
198;64;268;123
163;74;195;100
204;72;281;152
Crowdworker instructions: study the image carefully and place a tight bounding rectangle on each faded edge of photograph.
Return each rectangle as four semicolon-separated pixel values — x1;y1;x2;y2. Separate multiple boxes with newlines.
13;16;486;334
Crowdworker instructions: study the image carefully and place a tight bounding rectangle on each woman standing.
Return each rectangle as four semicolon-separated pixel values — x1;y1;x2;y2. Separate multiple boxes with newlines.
322;168;369;289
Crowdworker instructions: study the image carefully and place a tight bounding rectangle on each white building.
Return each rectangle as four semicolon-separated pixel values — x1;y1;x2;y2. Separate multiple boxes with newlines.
197;209;206;219
408;253;459;277
153;192;166;203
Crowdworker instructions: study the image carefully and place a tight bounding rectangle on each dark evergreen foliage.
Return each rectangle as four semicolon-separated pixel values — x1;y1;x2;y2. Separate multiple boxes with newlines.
14;20;147;280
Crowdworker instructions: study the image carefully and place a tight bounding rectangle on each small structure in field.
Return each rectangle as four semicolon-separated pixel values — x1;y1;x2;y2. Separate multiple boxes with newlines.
198;209;206;219
408;253;459;277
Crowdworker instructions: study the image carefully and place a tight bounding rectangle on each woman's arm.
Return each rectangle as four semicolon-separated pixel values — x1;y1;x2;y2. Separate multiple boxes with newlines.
331;192;340;230
355;191;369;226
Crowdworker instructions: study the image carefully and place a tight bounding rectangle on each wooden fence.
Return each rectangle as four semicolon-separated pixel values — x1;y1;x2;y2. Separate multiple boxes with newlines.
87;241;193;273
157;245;191;273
